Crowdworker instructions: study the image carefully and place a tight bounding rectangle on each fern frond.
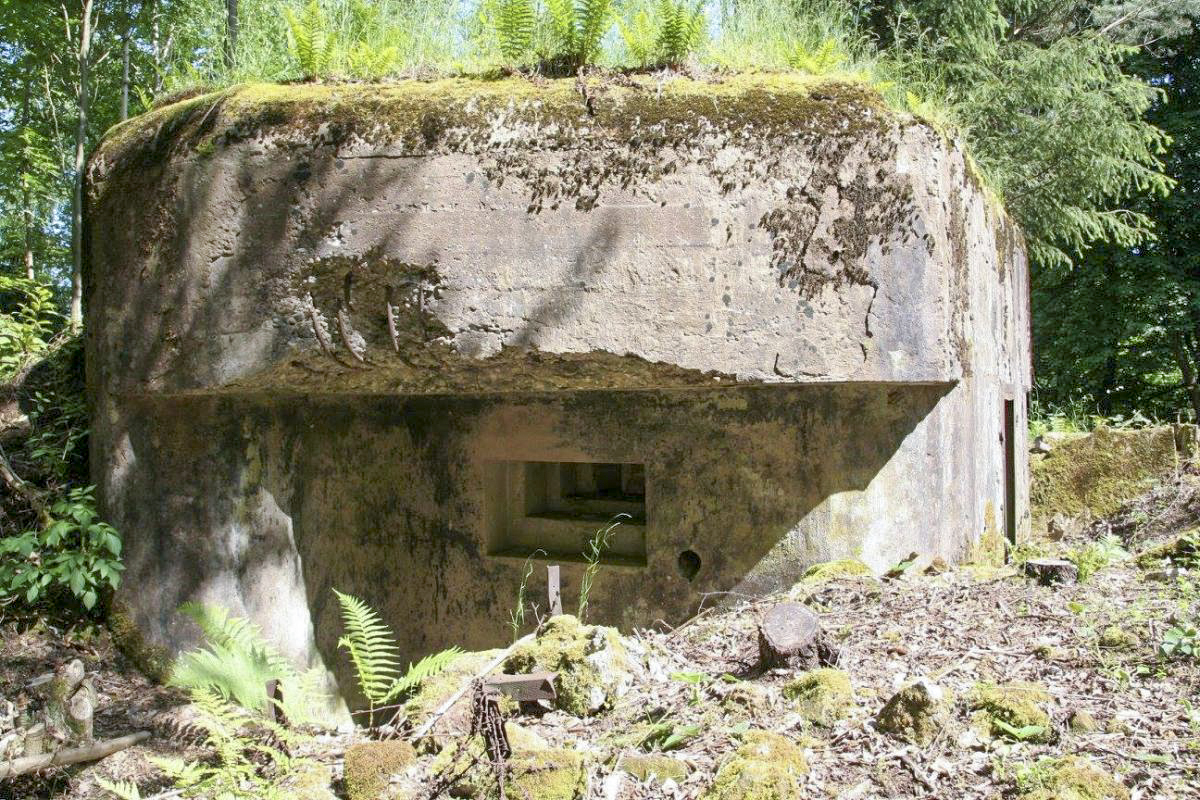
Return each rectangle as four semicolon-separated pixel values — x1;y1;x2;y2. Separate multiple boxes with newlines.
285;0;335;80
334;589;402;708
96;779;142;800
545;0;578;55
386;647;463;702
577;0;614;64
618;10;656;67
493;0;535;63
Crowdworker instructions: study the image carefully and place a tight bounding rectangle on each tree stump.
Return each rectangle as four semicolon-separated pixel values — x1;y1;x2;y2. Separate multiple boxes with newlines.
1023;558;1079;586
42;659;93;745
758;603;839;671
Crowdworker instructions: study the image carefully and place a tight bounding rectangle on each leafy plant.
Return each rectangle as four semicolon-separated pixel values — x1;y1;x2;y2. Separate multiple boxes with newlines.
0;486;122;611
490;0;536;64
284;0;337;80
1068;533;1129;581
334;589;461;716
577;513;628;622
153;687;321;799
653;0;705;67
170;603;327;725
0;276;57;381
1160;623;1198;660
787;37;846;75
639;720;701;751
543;0;615;72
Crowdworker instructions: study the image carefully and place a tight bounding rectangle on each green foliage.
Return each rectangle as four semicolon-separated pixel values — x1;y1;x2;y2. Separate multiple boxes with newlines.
0;486;123;611
507;549;544;641
1067;533;1129;582
639;720;701;751
1160;624;1198;660
334;589;461;713
170;603;327;724
145;686;322;799
653;0;706;67
787;38;846;75
578;513;628;622
543;0;616;72
491;0;536;64
0;276;57;380
285;0;338;80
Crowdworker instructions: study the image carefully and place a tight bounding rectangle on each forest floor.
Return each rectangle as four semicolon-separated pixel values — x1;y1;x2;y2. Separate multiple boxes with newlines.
2;469;1200;799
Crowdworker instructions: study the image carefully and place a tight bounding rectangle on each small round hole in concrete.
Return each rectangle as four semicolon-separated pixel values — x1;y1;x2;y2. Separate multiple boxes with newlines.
677;550;701;582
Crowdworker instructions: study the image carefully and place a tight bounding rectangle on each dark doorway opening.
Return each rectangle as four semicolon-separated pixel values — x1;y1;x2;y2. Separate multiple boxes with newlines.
1004;399;1017;546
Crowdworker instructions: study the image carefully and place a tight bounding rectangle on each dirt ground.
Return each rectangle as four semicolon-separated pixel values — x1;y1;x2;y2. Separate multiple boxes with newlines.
3;469;1200;799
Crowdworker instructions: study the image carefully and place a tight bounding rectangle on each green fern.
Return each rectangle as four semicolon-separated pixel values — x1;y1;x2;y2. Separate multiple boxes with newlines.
492;0;536;64
143;686;318;800
787;37;846;75
334;589;462;714
169;603;326;725
618;9;656;67
543;0;614;72
654;0;706;66
284;0;337;80
96;780;142;800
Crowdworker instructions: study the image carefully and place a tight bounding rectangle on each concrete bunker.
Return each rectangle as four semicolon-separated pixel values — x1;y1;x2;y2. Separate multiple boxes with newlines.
84;76;1032;697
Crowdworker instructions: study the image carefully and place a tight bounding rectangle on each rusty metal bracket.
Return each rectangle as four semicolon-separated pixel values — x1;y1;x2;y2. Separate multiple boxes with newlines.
482;672;558;703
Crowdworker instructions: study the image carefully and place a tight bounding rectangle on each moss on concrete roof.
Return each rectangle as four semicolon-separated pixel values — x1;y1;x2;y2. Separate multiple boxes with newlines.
92;73;893;170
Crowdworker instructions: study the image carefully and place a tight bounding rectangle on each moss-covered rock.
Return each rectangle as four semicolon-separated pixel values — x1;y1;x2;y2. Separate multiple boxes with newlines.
506;749;588;800
1135;531;1198;568
782;668;855;727
1068;709;1099;733
504;615;631;716
721;682;772;718
1018;756;1129;800
1030;427;1180;528
1098;626;1139;650
107;601;172;683
875;679;953;745
621;753;689;783
969;682;1053;743
702;731;809;800
344;740;416;800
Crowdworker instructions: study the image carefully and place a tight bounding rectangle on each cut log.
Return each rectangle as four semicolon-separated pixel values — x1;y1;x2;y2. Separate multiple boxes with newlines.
758;602;839;671
1023;558;1079;586
0;731;150;779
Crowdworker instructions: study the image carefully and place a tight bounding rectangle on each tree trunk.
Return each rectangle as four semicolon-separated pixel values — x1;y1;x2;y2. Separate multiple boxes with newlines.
69;0;95;330
20;75;34;281
1170;332;1200;423
120;31;130;121
225;0;238;71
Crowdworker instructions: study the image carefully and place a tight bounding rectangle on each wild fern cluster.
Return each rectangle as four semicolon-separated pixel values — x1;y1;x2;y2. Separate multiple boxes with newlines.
488;0;704;73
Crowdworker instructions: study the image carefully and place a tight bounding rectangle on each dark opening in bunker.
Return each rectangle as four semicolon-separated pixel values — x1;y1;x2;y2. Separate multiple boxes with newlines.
484;460;648;567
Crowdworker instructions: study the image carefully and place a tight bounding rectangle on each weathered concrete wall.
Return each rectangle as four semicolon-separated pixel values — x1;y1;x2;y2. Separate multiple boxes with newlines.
84;76;1031;693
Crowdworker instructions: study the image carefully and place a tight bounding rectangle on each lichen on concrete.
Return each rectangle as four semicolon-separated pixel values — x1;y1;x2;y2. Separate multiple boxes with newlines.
701;730;809;800
782;668;855;726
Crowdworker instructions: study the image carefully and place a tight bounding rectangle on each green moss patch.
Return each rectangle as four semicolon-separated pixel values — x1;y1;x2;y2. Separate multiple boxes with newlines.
702;731;809;800
970;682;1053;742
782;668;855;727
1017;756;1129;800
1030;427;1180;526
506;749;589;800
344;740;416;800
403;648;504;735
622;753;689;783
794;559;874;591
1098;626;1139;650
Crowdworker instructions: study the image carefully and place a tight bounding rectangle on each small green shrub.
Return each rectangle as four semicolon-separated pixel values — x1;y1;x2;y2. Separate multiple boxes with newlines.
1068;533;1129;581
490;0;536;64
0;276;57;381
0;486;123;611
543;0;615;72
